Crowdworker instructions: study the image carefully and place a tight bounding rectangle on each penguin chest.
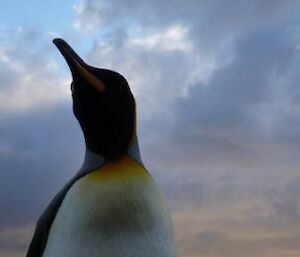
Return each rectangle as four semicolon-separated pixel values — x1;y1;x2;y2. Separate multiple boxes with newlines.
42;157;176;257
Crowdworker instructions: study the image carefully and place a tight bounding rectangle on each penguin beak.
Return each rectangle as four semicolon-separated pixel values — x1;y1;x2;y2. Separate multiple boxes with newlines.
53;38;105;92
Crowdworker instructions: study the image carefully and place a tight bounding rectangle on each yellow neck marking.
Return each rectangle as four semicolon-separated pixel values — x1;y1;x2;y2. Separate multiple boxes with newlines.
86;154;150;182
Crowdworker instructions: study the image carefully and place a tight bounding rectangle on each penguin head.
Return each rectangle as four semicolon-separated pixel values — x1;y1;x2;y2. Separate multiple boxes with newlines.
53;38;135;160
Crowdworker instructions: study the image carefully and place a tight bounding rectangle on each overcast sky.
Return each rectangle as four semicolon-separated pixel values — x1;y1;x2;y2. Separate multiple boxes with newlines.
1;1;300;257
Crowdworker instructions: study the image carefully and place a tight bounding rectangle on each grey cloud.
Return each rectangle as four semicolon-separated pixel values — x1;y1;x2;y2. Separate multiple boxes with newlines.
0;26;69;113
170;26;300;160
0;232;28;252
0;27;50;68
178;230;226;256
271;178;300;223
74;0;300;32
0;104;84;228
0;27;84;255
74;0;300;70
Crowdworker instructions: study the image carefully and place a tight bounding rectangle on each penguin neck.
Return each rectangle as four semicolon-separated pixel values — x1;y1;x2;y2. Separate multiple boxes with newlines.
78;134;142;174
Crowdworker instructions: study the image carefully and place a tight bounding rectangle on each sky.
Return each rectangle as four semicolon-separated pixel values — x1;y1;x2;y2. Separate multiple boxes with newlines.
1;1;300;256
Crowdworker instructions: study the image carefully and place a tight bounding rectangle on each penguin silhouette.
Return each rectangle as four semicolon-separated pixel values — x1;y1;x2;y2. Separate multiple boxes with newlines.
26;38;177;257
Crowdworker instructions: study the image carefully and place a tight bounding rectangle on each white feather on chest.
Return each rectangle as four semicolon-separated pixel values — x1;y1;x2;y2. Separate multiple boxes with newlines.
42;156;176;257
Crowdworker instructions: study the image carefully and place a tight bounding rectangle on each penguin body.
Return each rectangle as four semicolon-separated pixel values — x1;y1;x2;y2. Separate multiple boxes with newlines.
26;38;176;257
42;155;175;257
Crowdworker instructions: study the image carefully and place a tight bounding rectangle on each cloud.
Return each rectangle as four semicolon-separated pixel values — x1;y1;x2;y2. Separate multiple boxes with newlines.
172;26;300;149
0;31;84;252
0;225;33;257
73;0;300;32
0;26;69;113
0;104;84;229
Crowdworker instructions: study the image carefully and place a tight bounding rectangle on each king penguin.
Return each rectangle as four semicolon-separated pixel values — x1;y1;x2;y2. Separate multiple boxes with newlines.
26;38;177;257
